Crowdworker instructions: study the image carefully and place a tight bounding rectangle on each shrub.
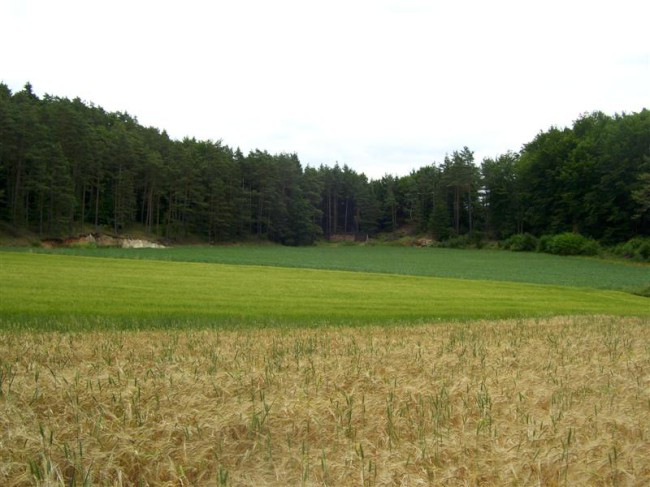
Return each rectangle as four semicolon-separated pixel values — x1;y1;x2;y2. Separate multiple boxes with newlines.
433;232;486;250
502;233;538;252
537;235;553;253
543;232;600;256
469;231;486;249
612;237;650;262
640;242;650;261
579;238;601;256
438;235;471;249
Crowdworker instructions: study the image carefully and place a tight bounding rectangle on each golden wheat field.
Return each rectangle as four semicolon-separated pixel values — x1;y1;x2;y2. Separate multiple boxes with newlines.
1;316;649;486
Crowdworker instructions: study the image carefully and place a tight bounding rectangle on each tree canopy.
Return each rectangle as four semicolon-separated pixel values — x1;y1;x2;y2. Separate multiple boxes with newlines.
1;83;648;244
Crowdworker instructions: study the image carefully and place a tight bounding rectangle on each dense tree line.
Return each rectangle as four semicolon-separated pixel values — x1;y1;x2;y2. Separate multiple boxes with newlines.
1;83;648;245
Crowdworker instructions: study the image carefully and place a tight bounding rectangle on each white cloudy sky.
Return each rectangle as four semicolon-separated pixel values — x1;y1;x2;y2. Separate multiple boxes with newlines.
2;0;648;179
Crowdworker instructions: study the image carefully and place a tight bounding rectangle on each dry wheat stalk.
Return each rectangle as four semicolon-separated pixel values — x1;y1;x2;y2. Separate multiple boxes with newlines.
1;316;649;486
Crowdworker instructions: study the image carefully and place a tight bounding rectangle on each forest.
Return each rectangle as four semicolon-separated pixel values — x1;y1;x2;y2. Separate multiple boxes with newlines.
1;82;649;246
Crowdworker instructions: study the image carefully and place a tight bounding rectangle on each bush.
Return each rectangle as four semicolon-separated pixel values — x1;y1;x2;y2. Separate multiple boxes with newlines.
537;235;552;253
579;238;601;256
468;231;486;249
431;232;487;250
542;232;600;256
612;237;650;262
640;242;650;261
438;235;471;249
502;233;538;252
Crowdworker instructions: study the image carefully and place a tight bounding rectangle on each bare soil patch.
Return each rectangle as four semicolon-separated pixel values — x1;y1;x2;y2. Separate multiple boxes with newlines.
40;233;165;249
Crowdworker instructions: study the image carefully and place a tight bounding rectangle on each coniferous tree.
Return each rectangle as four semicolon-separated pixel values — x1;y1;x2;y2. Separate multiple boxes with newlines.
1;83;646;244
481;151;521;238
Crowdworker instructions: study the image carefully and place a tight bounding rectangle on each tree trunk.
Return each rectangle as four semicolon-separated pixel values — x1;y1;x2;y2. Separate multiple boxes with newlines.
94;179;100;231
468;185;473;234
80;183;86;231
454;186;460;234
11;157;23;225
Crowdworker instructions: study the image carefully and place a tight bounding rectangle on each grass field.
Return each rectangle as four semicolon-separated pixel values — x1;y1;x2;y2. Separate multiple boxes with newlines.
1;246;649;485
6;244;649;291
1;251;648;330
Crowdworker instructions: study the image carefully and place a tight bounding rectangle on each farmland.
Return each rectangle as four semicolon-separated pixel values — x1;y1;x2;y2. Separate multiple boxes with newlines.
7;244;649;291
1;317;649;485
1;246;649;485
1;250;648;330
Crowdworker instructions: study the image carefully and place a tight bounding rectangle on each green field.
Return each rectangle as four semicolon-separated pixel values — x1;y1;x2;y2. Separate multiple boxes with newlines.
6;244;649;291
1;248;647;331
2;248;650;485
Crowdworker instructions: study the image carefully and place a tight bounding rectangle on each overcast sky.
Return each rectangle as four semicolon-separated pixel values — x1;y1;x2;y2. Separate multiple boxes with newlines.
2;0;648;179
